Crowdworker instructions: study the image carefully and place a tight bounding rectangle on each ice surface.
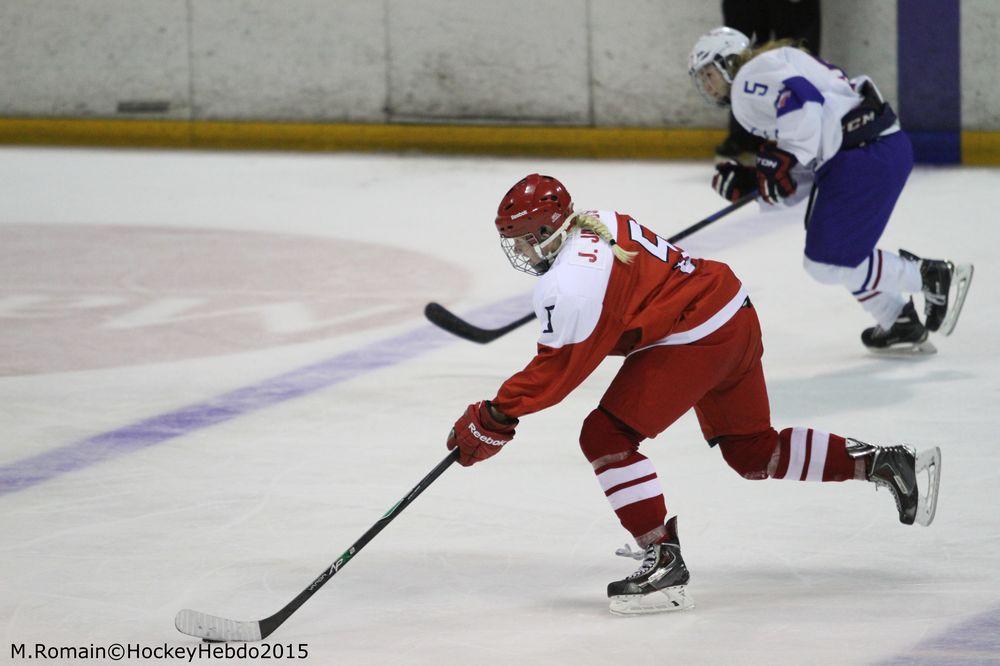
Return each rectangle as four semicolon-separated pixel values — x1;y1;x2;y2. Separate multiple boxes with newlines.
1;147;998;665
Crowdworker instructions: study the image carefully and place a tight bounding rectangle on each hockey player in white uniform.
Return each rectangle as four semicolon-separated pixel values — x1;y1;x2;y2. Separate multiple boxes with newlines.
688;27;973;354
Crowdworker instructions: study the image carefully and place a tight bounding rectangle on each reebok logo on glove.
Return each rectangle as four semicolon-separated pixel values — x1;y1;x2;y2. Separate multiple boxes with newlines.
467;422;509;447
447;400;519;466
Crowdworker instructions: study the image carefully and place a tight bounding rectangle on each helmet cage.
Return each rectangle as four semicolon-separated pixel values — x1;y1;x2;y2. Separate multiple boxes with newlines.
499;218;573;276
495;173;574;275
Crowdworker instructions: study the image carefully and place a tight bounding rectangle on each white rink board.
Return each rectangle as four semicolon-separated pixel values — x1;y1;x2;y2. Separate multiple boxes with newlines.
0;148;998;665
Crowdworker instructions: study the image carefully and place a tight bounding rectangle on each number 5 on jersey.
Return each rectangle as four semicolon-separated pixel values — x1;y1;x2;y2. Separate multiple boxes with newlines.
627;219;696;274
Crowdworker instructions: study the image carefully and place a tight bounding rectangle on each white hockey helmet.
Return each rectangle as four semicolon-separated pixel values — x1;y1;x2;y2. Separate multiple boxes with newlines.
688;27;750;106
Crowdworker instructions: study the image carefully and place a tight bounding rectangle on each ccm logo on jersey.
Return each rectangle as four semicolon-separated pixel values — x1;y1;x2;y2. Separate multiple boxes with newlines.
468;422;509;447
845;110;877;132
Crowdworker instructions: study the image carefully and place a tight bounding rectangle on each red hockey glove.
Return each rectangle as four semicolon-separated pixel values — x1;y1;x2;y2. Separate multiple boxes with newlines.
447;401;518;467
712;161;757;203
755;144;798;204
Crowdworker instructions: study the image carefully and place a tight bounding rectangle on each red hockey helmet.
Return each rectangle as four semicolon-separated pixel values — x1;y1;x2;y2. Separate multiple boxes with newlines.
495;174;575;275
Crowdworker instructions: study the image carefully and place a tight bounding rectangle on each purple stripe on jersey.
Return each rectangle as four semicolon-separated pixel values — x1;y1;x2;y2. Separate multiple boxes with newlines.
775;76;825;117
0;293;533;496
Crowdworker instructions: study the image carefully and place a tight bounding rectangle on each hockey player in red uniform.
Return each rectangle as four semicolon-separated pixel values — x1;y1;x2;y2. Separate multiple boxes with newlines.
447;174;941;615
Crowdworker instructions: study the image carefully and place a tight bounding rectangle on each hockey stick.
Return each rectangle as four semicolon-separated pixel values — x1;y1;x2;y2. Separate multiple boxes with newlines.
424;303;536;345
425;191;759;343
175;448;460;642
663;189;759;245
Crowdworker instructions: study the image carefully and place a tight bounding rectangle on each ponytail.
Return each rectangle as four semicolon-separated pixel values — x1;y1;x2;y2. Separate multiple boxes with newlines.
730;38;807;76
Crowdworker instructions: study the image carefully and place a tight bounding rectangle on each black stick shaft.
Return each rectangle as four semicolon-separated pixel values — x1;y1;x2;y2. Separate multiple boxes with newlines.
258;449;460;638
666;190;757;244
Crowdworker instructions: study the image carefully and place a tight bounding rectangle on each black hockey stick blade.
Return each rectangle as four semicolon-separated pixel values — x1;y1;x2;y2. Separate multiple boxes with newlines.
425;302;536;344
175;449;460;642
424;192;757;344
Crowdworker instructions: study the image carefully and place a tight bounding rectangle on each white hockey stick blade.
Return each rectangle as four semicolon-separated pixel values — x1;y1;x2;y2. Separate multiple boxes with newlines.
914;447;942;527
175;609;262;642
940;263;974;336
609;585;694;615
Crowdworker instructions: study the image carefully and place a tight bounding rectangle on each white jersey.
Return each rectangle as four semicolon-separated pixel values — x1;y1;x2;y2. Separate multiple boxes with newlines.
731;47;897;169
532;211;618;350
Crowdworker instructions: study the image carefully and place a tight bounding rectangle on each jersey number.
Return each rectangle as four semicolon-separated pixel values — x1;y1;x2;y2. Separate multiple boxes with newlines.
627;219;695;274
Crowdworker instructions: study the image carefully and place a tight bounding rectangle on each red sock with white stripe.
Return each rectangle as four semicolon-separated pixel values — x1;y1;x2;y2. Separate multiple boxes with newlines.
771;427;864;482
594;453;668;546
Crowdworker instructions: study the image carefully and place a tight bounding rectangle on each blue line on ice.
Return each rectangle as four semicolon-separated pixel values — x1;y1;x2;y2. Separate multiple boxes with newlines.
0;294;532;496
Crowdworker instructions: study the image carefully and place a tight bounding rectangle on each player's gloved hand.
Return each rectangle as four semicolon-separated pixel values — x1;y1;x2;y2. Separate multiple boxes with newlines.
447;401;518;467
712;161;757;202
755;144;798;204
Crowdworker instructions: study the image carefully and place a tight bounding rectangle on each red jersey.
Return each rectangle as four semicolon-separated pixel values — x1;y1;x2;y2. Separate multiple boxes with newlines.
493;211;746;419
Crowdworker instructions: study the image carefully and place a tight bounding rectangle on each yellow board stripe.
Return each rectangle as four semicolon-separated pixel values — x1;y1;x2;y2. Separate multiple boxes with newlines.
1;117;998;164
0;117;724;159
962;131;1000;165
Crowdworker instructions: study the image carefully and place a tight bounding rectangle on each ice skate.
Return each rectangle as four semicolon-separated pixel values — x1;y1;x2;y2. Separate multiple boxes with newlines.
861;299;936;356
846;439;941;526
607;516;693;615
900;249;974;336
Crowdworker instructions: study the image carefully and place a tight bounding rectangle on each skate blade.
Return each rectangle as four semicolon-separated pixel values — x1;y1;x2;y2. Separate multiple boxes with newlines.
914;447;942;526
609;585;694;615
866;339;937;357
939;264;973;336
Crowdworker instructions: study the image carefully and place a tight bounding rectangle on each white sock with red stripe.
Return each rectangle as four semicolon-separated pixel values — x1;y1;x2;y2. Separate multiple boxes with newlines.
851;250;922;328
593;453;668;547
803;250;922;329
771;427;864;482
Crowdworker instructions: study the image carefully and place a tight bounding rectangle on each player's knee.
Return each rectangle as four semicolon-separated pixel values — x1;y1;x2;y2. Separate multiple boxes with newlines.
716;428;780;480
802;256;851;286
579;407;642;465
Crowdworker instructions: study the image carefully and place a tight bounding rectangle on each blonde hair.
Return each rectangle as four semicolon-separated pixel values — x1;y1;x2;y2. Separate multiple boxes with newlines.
568;211;638;264
731;38;807;76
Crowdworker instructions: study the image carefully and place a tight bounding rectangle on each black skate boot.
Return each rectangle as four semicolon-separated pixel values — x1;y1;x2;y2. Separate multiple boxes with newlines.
607;516;693;615
900;248;974;335
861;299;935;355
846;439;918;524
846;439;942;526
